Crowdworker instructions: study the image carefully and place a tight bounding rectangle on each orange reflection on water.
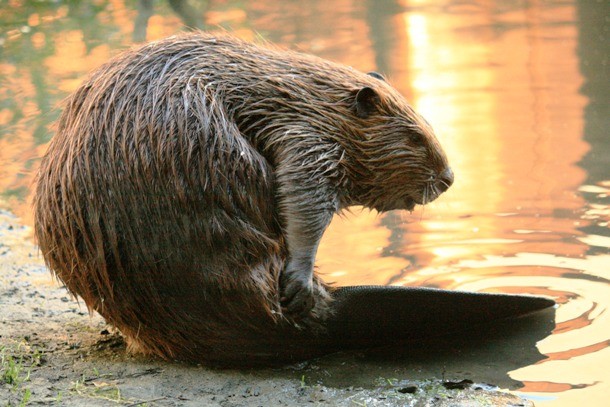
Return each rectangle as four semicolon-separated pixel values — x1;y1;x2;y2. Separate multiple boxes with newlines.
44;30;112;93
0;61;40;226
317;211;412;286
398;1;588;269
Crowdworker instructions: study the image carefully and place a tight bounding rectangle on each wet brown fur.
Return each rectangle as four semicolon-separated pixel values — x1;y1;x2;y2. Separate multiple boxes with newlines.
34;32;450;366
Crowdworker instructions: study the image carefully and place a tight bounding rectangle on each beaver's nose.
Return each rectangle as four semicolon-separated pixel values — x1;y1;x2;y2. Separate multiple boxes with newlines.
436;167;454;193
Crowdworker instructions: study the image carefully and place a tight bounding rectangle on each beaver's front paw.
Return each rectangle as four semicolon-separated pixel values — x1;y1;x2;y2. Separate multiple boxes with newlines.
280;266;315;320
280;263;333;330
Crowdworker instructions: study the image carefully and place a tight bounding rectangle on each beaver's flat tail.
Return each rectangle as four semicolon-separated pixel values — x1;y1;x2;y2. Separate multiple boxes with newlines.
203;286;555;367
322;286;555;348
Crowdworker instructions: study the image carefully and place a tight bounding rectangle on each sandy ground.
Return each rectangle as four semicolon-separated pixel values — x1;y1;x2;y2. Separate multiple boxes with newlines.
0;209;535;406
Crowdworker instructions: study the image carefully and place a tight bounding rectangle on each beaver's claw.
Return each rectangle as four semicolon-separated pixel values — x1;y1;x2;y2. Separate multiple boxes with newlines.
280;270;315;320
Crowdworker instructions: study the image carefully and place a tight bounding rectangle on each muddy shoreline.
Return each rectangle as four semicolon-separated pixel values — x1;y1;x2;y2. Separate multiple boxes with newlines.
1;209;533;406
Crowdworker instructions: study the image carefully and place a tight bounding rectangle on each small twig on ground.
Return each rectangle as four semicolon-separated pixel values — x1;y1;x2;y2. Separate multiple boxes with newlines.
125;396;168;406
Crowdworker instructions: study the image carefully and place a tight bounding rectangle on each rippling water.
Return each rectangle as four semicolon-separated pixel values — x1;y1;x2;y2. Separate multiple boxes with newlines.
1;1;608;405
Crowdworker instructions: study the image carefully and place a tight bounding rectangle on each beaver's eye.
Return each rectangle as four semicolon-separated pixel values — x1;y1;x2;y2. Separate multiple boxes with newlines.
367;72;385;82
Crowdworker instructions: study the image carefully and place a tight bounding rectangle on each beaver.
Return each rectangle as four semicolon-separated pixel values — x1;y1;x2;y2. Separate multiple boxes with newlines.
34;32;455;366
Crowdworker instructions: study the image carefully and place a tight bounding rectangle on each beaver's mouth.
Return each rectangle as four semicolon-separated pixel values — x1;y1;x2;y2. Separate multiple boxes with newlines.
405;195;433;211
373;167;454;213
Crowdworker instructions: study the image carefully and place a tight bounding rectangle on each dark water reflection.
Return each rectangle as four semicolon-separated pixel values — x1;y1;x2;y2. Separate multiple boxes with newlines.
1;1;608;405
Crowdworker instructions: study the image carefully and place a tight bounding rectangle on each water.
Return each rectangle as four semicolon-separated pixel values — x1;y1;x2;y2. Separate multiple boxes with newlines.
1;0;608;405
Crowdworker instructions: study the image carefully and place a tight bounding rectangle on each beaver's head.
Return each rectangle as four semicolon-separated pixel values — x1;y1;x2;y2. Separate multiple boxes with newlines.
346;72;454;212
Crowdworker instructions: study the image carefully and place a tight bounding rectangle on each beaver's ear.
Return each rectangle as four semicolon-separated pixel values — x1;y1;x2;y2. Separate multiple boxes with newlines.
355;87;379;119
367;72;385;81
